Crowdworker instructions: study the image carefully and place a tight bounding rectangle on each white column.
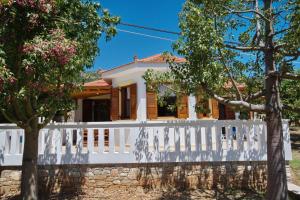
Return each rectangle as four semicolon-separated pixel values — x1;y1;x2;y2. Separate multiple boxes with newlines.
188;95;197;120
235;112;240;120
74;99;83;122
137;77;147;121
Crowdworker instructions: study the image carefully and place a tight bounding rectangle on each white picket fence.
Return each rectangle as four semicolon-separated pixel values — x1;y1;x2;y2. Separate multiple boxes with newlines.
0;120;292;166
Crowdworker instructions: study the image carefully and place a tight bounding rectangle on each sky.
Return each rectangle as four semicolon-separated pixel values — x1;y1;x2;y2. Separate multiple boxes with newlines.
91;0;299;71
91;0;185;71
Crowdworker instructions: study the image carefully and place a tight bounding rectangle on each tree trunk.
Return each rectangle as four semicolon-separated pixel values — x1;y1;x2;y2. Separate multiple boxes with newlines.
21;126;39;200
265;79;288;200
264;0;288;199
265;76;288;200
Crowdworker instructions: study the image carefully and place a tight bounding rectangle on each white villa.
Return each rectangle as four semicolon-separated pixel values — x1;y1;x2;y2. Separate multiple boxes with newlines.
0;54;292;167
71;54;245;123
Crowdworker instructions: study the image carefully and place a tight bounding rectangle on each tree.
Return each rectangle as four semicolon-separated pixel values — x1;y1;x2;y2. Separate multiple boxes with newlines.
281;70;300;125
0;0;119;199
146;0;299;199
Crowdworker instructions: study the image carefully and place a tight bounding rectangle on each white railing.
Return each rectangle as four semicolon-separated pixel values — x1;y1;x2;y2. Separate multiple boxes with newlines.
0;120;292;166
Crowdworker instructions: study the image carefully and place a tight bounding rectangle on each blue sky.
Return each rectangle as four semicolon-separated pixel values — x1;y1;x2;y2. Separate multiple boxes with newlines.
91;0;299;71
91;0;185;71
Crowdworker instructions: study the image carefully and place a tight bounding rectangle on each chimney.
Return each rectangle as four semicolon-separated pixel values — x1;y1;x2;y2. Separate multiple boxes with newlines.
133;55;138;62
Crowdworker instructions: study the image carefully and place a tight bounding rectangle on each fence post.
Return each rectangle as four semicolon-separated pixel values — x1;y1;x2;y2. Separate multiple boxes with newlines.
88;128;94;153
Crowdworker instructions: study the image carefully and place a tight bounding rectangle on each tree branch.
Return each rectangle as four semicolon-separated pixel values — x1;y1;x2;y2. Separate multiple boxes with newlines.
279;49;300;57
245;90;266;101
268;71;300;81
1;110;25;128
201;83;266;112
217;49;243;100
282;73;300;81
223;6;270;22
224;44;264;51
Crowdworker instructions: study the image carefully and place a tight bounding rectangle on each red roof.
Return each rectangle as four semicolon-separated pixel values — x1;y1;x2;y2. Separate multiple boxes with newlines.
102;54;186;75
136;54;186;63
84;79;111;87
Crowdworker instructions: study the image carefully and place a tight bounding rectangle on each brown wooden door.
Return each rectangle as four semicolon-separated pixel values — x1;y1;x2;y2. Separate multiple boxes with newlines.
177;95;189;119
111;88;119;121
146;91;158;120
82;100;93;122
130;83;137;120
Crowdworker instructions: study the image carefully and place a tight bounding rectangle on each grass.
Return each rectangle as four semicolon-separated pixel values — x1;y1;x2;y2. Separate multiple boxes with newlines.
290;126;300;185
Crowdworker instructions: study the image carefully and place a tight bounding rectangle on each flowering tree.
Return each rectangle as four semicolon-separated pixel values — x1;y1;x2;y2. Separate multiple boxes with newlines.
0;0;119;199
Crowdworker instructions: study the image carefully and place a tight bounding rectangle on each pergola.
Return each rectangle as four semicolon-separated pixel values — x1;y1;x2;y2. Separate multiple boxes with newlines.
72;79;112;99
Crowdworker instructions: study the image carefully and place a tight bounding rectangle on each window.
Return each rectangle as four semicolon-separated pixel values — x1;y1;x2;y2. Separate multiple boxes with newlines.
157;85;177;118
82;99;110;122
121;86;131;119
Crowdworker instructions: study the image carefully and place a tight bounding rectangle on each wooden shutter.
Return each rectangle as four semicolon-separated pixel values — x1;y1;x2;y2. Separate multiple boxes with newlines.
146;91;158;120
225;105;235;120
211;99;219;119
130;83;137;120
111;88;119;121
177;95;189;119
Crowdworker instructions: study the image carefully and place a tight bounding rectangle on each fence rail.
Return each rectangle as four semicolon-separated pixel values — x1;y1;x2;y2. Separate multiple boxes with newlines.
0;120;292;166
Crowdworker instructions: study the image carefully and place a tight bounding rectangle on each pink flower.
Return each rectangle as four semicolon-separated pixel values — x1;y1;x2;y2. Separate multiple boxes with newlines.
15;0;55;13
25;65;35;75
8;77;16;85
22;44;35;53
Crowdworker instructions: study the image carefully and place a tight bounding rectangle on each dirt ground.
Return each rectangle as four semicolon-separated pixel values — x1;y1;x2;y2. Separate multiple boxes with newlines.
2;188;264;200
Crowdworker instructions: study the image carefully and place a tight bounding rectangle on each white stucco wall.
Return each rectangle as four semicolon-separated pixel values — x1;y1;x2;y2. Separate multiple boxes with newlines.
111;71;147;121
74;99;83;122
188;96;197;120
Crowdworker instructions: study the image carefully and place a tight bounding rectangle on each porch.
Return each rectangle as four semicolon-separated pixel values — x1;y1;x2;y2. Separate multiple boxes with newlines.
0;120;292;166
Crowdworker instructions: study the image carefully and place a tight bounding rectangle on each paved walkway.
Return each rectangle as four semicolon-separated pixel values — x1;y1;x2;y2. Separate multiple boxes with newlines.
288;182;300;199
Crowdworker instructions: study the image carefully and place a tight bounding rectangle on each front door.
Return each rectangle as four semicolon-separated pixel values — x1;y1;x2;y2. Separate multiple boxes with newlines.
82;99;111;122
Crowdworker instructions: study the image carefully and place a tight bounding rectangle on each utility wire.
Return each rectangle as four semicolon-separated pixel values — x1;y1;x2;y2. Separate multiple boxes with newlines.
118;22;300;65
120;22;244;46
119;22;180;35
117;28;175;42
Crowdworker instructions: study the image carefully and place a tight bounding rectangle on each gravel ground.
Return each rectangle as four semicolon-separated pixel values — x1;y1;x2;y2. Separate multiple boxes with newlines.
2;188;264;200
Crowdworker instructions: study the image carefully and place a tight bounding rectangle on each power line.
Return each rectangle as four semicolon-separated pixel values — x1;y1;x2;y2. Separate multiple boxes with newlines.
117;28;175;42
120;22;180;35
120;22;244;46
118;22;300;65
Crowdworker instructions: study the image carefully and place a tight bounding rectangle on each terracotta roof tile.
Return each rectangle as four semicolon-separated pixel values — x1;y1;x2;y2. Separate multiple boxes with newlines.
102;54;186;75
137;54;186;63
84;79;111;87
